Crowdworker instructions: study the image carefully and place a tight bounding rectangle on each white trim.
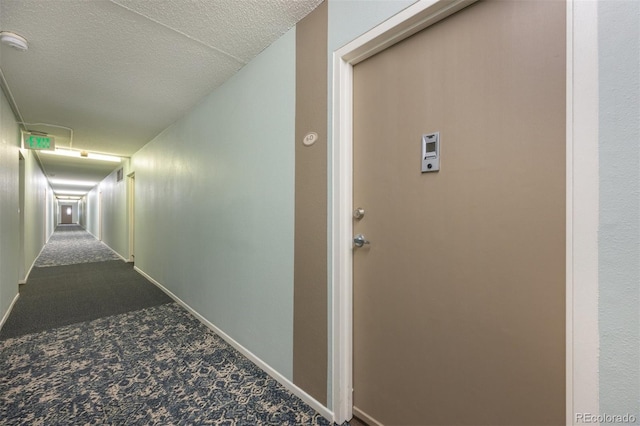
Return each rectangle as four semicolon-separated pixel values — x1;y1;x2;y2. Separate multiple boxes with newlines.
101;241;128;262
568;0;600;423
19;243;47;284
330;0;590;423
330;44;354;425
338;0;476;65
0;293;20;330
85;227;99;240
82;225;128;263
566;2;574;421
98;191;103;241
127;172;135;263
134;266;333;423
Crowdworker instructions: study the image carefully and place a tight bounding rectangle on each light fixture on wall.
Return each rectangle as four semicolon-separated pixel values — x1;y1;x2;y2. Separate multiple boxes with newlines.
0;31;28;51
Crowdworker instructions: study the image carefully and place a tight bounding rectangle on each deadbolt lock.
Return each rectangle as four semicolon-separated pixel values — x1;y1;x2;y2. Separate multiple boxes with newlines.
353;207;365;219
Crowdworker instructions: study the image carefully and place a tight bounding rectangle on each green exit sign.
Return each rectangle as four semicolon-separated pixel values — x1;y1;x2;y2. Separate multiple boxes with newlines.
24;134;55;150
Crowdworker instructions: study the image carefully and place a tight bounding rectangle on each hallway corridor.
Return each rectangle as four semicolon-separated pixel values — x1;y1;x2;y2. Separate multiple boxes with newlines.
0;226;329;425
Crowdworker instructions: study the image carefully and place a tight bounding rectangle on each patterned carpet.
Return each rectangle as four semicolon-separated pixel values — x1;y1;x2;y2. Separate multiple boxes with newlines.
35;224;121;267
0;303;330;425
1;225;334;425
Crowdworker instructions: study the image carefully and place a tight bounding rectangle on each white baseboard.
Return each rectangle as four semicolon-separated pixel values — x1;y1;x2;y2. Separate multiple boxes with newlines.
133;266;334;423
20;243;47;284
0;293;20;331
86;229;98;239
100;241;128;262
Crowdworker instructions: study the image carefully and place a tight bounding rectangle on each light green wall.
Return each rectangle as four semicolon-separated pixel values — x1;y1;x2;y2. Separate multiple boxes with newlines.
85;186;100;239
598;0;640;420
79;197;85;228
22;148;53;276
0;88;20;318
131;29;296;378
45;182;55;239
98;160;130;259
0;86;52;319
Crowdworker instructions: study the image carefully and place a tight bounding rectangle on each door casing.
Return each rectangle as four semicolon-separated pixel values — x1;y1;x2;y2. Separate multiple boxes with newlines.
18;152;25;282
61;204;73;224
128;172;135;262
329;0;600;423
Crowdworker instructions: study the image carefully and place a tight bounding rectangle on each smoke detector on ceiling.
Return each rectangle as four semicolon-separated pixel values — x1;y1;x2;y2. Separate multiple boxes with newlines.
0;32;28;51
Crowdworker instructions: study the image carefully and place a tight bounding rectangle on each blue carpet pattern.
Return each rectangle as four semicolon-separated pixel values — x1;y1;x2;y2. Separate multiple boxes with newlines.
0;303;330;425
35;225;121;267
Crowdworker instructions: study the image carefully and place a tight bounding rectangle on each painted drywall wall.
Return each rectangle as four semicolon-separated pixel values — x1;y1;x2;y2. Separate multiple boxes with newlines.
98;162;129;259
0;85;53;303
294;0;328;405
0;87;20;320
72;201;78;224
598;0;640;420
80;196;89;229
22;149;52;278
47;190;56;236
85;186;100;239
131;29;296;378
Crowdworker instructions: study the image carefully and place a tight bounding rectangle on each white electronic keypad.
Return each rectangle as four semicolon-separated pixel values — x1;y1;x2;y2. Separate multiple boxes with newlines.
421;132;440;173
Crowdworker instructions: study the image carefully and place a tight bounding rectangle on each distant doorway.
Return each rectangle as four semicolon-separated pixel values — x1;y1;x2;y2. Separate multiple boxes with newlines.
61;205;73;224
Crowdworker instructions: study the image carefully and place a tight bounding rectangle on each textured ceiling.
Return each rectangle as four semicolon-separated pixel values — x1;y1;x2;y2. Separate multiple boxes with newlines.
0;0;322;196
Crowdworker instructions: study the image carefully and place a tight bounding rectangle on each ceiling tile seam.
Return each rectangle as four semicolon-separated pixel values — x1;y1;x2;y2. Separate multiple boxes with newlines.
108;0;247;66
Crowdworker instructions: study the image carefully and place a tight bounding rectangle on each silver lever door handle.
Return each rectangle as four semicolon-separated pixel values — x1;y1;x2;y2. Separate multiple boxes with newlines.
353;234;370;248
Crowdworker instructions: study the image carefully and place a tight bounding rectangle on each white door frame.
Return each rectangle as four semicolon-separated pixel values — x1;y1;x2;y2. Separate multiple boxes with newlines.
128;172;135;262
329;0;599;423
98;191;103;241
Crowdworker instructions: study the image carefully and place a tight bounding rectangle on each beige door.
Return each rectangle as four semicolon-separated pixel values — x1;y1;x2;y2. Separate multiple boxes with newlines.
352;1;566;425
61;204;73;224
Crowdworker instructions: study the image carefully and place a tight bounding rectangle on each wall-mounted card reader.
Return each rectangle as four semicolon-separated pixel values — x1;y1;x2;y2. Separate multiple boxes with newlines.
421;132;440;173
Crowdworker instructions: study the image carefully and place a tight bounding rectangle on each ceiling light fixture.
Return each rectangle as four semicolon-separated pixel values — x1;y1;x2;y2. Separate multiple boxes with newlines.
49;178;98;187
55;190;89;196
0;31;29;51
39;148;121;163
